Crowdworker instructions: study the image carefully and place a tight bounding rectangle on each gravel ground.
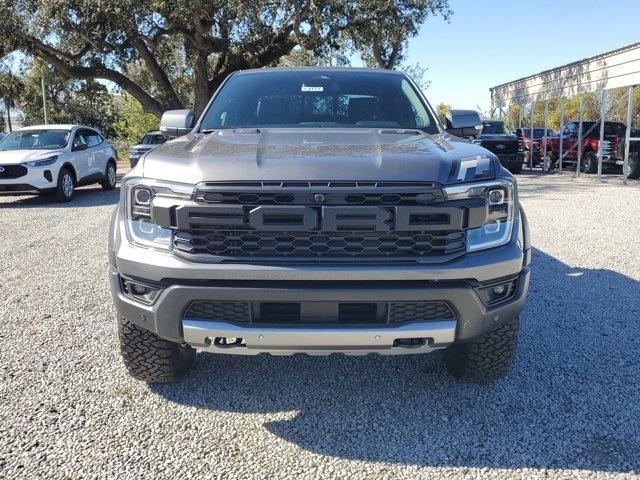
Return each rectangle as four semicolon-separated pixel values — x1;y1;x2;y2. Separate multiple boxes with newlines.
1;171;639;480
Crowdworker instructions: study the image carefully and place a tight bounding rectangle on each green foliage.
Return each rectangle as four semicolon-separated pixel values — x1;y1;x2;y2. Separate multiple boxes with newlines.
435;102;451;124
17;59;117;135
0;0;451;117
112;94;159;144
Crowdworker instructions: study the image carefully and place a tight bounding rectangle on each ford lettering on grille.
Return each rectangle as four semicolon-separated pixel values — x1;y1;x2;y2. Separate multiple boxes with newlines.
150;185;485;263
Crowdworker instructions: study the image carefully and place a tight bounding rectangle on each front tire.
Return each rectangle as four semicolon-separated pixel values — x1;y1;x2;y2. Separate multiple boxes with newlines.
54;167;75;202
443;317;519;382
583;152;598;174
508;164;523;174
101;162;117;190
118;316;196;383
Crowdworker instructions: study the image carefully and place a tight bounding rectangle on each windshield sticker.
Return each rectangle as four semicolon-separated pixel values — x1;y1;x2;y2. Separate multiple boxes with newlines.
301;85;323;92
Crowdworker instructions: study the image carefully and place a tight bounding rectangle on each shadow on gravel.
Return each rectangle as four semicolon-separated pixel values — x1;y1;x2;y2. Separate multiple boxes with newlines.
0;184;121;209
150;248;640;473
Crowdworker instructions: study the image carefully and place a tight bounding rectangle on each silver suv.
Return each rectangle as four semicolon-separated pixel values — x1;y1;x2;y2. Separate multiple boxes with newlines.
109;68;530;383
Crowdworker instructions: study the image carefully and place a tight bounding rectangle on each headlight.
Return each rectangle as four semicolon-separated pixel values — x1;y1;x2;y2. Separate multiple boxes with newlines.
444;178;516;252
24;155;58;167
123;178;195;251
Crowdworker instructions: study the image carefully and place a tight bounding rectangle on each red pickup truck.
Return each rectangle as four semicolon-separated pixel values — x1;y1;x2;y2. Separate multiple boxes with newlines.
542;121;639;176
515;128;558;167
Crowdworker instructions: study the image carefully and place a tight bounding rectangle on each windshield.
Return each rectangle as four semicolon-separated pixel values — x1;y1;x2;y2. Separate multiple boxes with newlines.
200;70;437;132
139;133;165;145
0;129;70;151
581;122;627;137
481;122;508;134
522;128;556;138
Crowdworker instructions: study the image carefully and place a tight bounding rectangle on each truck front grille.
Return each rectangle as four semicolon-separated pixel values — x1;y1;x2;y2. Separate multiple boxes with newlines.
174;229;466;260
481;140;518;155
159;181;481;264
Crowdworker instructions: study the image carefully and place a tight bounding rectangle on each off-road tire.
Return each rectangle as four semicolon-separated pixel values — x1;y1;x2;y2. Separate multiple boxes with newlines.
583;152;598;174
101;161;117;190
509;164;523;174
118;316;196;383
626;153;640;179
443;317;519;383
54;167;75;202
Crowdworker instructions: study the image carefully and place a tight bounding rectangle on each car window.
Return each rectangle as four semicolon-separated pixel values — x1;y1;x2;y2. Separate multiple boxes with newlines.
141;133;165;145
73;130;89;149
86;131;103;147
200;70;437;132
0;129;70;150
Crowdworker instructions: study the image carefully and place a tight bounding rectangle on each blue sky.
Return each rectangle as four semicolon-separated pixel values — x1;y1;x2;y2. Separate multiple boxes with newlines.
405;0;640;111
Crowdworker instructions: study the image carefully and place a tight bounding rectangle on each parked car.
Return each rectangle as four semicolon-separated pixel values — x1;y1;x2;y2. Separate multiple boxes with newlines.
110;68;531;384
129;130;166;168
515;128;558;167
475;121;523;174
0;124;117;201
544;121;640;177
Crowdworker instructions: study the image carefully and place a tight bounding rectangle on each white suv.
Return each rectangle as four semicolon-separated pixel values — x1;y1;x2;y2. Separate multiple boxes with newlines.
0;124;117;202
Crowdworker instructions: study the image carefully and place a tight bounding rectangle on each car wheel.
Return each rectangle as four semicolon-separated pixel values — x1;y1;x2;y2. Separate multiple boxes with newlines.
54;167;75;202
118;316;196;383
509;164;523;174
443;317;519;383
541;155;555;172
625;153;640;179
583;152;598;174
101;162;117;190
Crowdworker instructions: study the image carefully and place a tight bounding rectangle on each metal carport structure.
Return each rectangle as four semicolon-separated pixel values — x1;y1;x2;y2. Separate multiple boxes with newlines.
489;42;640;183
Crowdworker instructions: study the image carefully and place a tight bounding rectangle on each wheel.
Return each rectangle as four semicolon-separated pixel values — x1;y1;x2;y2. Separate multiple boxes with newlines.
508;164;522;174
583;152;598;174
626;153;640;179
54;167;75;202
523;151;531;168
443;317;519;383
541;154;555;172
118;316;195;383
101;161;117;190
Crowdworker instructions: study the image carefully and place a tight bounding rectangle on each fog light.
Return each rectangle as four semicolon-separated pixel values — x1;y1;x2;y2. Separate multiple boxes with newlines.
493;284;506;295
131;284;148;295
121;277;161;305
475;278;518;306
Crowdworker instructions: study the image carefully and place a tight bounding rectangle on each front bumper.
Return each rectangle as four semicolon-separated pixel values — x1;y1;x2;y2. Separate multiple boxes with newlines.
109;206;531;355
495;154;522;167
0;165;57;194
109;266;530;355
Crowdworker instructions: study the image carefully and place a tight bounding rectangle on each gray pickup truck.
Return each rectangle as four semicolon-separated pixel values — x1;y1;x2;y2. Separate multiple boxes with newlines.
109;68;531;383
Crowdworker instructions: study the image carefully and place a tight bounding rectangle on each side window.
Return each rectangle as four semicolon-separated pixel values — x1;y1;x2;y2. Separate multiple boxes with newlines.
86;131;103;147
151;134;165;145
72;130;88;149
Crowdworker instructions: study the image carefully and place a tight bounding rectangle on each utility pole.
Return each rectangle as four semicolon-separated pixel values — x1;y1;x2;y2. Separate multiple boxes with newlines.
41;76;48;124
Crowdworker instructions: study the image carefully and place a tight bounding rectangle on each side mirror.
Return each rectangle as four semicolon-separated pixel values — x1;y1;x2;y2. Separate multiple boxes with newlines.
160;109;195;139
445;110;483;138
73;143;88;151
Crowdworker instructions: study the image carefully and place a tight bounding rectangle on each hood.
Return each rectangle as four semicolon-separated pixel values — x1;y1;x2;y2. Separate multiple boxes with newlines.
140;128;497;185
0;149;63;165
478;133;518;142
131;144;156;151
